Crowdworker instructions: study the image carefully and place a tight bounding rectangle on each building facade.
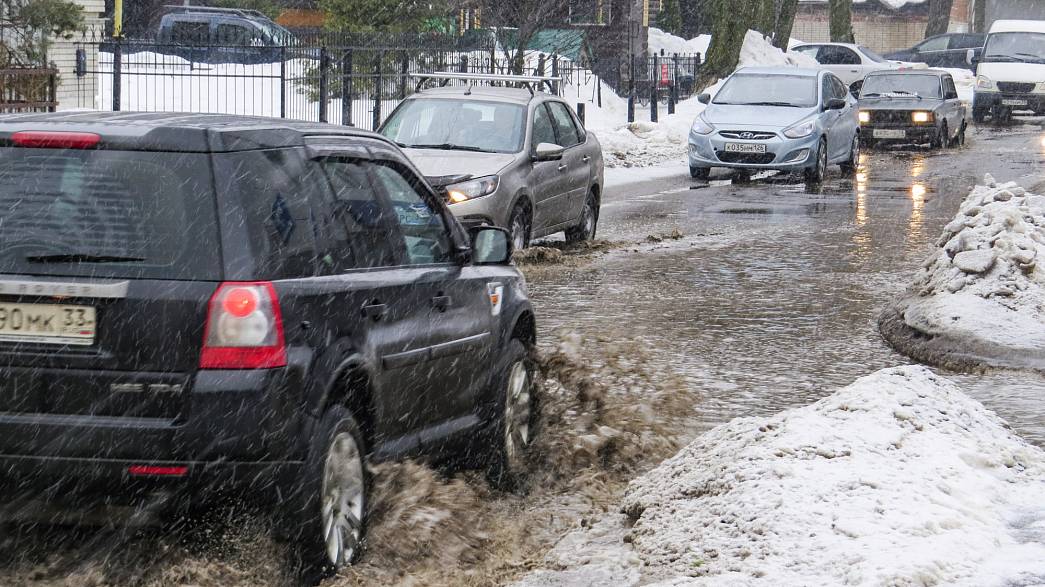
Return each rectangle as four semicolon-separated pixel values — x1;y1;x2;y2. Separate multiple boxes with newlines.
50;0;106;109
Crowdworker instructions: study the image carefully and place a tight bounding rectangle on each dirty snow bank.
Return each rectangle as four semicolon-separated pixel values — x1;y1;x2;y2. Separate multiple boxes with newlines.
588;31;817;168
882;176;1045;372
620;366;1045;586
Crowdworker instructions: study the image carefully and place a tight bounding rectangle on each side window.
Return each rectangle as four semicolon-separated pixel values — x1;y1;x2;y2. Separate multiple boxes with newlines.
216;23;256;45
314;159;399;272
821;77;832;103
943;77;959;99
792;45;820;59
918;36;949;52
531;104;558;148
547;102;582;148
831;76;849;99
819;46;861;65
370;164;454;265
170;20;209;44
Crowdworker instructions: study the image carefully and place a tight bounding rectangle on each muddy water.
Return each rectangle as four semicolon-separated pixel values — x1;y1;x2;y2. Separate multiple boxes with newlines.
532;129;1045;446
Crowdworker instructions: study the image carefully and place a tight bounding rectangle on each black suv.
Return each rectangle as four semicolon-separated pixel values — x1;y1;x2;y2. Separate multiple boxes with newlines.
0;112;537;574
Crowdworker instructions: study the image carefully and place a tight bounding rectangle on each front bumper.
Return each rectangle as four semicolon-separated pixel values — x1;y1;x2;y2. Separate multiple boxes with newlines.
859;124;940;144
974;91;1045;112
688;130;820;171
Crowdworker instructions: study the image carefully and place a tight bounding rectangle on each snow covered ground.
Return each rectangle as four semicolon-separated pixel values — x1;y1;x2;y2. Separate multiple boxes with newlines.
518;366;1045;587
883;176;1045;372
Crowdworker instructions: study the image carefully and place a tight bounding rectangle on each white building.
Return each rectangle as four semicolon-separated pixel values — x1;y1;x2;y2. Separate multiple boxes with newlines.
49;0;106;109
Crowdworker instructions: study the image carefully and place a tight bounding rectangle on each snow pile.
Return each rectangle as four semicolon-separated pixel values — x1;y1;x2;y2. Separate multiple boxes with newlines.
588;31;818;168
888;176;1045;370
649;28;711;58
621;366;1045;586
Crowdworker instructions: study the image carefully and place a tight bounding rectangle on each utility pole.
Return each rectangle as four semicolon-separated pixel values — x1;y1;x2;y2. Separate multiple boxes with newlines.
113;0;123;37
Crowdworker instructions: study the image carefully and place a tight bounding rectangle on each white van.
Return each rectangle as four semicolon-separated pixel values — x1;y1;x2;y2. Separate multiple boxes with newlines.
972;20;1045;122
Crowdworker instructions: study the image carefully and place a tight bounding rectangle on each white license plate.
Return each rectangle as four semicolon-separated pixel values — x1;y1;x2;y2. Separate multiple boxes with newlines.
0;303;96;345
873;129;906;139
1001;99;1028;106
724;143;767;154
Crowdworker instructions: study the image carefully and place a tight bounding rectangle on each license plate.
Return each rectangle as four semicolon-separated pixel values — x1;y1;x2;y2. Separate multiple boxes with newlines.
873;129;906;139
1001;99;1028;106
724;143;767;154
0;303;96;345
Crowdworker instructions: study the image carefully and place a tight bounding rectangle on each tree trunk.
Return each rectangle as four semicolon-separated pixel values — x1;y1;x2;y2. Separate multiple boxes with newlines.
753;0;775;35
696;0;751;90
773;0;800;50
828;0;855;43
973;0;987;33
680;0;710;37
925;0;954;38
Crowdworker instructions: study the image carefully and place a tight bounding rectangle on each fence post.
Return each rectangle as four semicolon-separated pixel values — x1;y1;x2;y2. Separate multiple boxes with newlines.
399;52;408;99
551;55;559;95
597;74;602;109
576;102;585;126
342;48;353;126
372;52;382;131
459;54;468;74
48;71;57;113
668;53;677;115
319;46;329;123
651;54;659;123
627;54;635;123
279;46;286;119
112;40;122;112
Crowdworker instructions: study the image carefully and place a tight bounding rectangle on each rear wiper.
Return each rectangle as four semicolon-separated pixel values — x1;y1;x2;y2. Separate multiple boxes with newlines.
403;143;489;153
27;254;146;264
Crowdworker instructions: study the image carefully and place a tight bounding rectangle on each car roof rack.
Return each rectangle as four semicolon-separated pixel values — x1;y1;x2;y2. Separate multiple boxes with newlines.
411;72;559;96
163;5;269;20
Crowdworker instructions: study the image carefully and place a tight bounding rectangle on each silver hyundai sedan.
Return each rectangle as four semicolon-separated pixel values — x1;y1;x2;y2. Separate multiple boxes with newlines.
688;67;860;184
380;86;605;250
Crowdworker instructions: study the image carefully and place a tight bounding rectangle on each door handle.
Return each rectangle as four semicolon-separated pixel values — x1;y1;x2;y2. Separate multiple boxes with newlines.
581;155;591;163
431;295;452;312
557;164;568;172
362;301;387;321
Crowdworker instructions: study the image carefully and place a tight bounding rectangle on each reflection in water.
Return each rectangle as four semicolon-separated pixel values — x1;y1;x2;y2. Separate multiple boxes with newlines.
909;154;926;178
909;183;926;242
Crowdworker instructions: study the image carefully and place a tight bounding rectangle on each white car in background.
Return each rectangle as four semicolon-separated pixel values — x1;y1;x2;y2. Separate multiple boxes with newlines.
791;43;917;92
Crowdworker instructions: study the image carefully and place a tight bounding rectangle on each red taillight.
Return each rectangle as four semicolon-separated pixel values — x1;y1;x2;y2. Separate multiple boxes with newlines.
128;465;188;477
199;281;287;370
11;131;101;149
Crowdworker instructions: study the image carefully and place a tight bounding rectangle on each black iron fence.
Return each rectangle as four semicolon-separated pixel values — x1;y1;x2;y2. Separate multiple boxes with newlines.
0;68;58;113
70;34;701;129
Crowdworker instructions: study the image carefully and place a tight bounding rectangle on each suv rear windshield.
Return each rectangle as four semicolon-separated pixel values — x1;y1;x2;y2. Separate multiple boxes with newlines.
0;148;221;281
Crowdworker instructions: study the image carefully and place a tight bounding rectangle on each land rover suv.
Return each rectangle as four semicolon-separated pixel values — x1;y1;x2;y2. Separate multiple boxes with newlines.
0;112;538;576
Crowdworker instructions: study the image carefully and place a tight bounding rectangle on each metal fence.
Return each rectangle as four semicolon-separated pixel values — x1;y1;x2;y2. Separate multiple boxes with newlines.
0;68;58;113
70;35;701;129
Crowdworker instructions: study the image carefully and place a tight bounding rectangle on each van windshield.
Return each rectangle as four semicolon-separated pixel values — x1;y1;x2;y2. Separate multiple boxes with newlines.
983;32;1045;63
0;148;221;280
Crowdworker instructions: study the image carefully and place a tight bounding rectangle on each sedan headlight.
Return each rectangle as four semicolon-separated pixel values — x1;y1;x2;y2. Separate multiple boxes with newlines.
783;119;817;139
911;111;933;123
446;175;499;204
691;115;715;136
976;75;996;90
858;111;871;124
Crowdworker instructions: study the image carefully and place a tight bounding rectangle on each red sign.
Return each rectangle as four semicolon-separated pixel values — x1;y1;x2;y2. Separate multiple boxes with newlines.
660;63;670;86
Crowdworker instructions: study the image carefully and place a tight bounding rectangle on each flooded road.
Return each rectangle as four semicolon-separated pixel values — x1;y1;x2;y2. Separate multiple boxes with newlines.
532;122;1045;445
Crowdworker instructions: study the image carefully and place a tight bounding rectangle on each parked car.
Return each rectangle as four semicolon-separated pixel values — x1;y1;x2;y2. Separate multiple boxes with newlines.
379;79;605;250
884;33;986;71
972;19;1045;122
791;42;910;91
858;69;968;148
688;67;860;184
152;6;300;64
0;112;538;578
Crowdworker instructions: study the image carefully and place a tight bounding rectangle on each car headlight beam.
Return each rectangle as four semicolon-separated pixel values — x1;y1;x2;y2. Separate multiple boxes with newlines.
446;175;499;204
911;111;933;123
858;111;871;124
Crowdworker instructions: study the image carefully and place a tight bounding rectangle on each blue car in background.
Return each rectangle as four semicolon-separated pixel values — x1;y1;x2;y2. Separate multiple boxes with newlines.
688;67;860;185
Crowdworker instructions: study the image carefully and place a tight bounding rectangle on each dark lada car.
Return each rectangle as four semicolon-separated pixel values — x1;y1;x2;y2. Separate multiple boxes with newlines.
858;70;968;149
0;112;538;577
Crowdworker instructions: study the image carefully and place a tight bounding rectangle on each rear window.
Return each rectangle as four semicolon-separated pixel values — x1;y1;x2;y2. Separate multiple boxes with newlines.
0;148;221;281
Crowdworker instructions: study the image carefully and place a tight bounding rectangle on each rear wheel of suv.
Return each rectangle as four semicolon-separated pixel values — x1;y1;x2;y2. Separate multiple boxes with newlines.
293;407;368;580
508;202;531;251
486;339;538;491
804;138;828;185
565;191;598;244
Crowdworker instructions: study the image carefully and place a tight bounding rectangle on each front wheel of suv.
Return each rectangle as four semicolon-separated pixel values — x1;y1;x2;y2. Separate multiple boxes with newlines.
292;407;369;580
486;339;539;491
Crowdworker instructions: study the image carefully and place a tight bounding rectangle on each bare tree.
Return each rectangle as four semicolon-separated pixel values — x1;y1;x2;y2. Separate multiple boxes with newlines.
925;0;954;37
773;0;800;50
829;0;855;43
696;0;759;89
973;0;986;33
469;0;571;75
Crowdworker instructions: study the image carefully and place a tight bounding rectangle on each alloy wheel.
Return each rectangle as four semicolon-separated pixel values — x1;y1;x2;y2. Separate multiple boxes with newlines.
321;432;365;567
503;360;533;464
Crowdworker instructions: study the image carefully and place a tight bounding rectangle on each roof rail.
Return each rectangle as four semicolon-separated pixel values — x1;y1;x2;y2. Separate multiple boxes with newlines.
163;5;269;19
411;72;560;96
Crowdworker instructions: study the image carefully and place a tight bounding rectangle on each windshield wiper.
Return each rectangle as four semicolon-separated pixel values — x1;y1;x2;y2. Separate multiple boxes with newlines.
1012;52;1045;63
982;55;1025;62
888;91;922;99
744;101;804;107
402;143;489;153
26;254;146;264
862;92;882;97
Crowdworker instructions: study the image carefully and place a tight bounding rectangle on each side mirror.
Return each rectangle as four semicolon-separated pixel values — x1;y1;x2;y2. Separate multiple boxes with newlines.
470;226;512;265
967;48;979;66
533;142;564;162
698;93;711;104
825;98;847;110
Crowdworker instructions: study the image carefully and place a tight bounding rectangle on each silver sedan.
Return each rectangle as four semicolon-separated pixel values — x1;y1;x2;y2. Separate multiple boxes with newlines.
688;67;860;184
380;86;605;250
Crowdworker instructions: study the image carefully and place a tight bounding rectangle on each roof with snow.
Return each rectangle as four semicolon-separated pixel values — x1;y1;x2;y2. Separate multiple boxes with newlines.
799;0;927;9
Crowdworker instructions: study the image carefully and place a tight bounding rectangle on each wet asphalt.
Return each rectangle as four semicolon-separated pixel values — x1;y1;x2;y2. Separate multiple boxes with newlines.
530;119;1045;446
